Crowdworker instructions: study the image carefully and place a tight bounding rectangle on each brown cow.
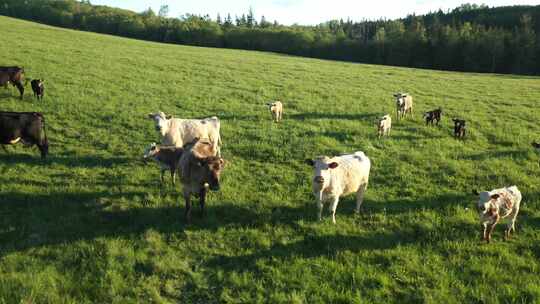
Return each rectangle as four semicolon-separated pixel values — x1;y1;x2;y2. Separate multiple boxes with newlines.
178;138;225;223
0;66;25;99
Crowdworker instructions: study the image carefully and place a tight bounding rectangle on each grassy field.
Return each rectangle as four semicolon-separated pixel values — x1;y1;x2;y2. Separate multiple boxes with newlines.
1;16;540;303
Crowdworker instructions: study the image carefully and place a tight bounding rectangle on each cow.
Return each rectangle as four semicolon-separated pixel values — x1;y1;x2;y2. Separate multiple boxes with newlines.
306;151;371;224
377;114;391;138
424;108;442;126
143;143;184;185
147;112;222;157
0;112;48;158
178;138;225;223
30;79;45;100
473;186;522;243
394;93;413;120
452;118;466;139
531;142;540;151
267;101;283;122
0;66;25;99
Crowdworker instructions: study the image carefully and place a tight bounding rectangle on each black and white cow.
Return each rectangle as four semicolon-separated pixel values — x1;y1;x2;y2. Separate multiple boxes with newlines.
0;112;49;158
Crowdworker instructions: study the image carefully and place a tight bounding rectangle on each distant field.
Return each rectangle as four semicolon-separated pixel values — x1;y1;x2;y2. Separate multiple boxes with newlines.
1;16;540;303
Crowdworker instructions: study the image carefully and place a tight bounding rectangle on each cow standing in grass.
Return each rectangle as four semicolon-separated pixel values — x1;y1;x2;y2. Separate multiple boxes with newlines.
394;93;413;120
473;186;522;243
0;66;25;99
267;101;283;122
306;151;371;224
178;139;225;223
147;112;222;157
30;79;45;100
453;119;466;139
143;143;184;185
0;111;48;158
377;114;391;138
424;108;442;126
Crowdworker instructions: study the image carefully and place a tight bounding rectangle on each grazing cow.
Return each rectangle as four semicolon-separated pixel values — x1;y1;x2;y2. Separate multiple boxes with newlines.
0;111;48;158
452;118;466;139
473;186;522;243
178;139;225;222
0;66;25;99
143;143;184;185
424;108;442;126
306;151;371;224
147;112;222;157
30;79;45;100
377;114;391;138
394;93;413;120
267;101;283;122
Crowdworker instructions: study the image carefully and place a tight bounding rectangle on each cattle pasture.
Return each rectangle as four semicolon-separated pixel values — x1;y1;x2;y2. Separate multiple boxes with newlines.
1;16;540;303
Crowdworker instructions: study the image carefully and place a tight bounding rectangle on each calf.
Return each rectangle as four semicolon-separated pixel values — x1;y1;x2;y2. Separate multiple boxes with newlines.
473;186;522;243
452;118;466;139
306;151;371;224
424;108;442;126
377;114;391;138
143;143;184;185
394;93;413;120
178;139;225;222
0;66;25;99
30;79;45;100
0;111;48;158
267;101;283;122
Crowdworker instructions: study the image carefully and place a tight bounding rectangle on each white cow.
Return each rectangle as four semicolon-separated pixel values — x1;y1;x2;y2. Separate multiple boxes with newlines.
377;114;391;138
267;101;283;122
394;93;413;120
474;186;522;243
147;112;222;157
306;151;371;224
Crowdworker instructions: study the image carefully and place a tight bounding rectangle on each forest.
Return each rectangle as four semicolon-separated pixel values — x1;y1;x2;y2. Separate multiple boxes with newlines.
0;0;538;75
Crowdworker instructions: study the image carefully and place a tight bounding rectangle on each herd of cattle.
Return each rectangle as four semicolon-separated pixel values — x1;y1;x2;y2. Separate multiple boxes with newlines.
0;65;536;243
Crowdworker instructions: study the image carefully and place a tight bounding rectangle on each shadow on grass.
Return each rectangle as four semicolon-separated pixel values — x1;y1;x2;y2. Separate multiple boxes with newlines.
0;188;312;257
460;149;530;161
0;151;132;168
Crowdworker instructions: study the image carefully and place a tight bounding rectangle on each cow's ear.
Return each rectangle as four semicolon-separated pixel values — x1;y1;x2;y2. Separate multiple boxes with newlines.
305;159;315;166
328;162;339;169
147;113;155;119
472;189;480;195
490;194;500;200
166;115;172;120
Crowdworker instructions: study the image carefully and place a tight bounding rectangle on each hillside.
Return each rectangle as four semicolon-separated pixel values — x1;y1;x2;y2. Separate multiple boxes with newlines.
1;16;540;303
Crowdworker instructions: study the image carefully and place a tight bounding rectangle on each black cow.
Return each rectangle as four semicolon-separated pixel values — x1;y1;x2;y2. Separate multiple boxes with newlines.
424;108;442;126
452;118;466;139
0;66;25;99
0;112;49;158
30;79;45;100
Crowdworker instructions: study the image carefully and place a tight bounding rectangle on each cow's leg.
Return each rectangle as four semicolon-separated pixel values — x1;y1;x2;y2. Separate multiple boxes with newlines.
355;183;368;214
199;187;207;217
486;223;497;243
330;197;340;224
317;197;324;221
160;169;166;185
482;223;488;241
14;81;24;99
505;210;519;240
170;169;176;186
184;191;192;223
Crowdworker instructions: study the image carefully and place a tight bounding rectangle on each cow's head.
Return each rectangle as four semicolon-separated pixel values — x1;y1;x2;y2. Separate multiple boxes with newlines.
267;102;279;111
394;93;406;107
473;189;500;218
190;139;223;190
143;142;159;162
306;156;339;192
378;116;388;129
147;112;172;136
452;118;466;128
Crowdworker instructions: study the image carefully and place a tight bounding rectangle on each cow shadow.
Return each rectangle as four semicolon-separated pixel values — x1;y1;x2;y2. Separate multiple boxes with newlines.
0;188;311;257
0;151;133;168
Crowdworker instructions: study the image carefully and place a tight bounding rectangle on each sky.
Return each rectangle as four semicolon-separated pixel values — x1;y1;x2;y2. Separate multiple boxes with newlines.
90;0;540;25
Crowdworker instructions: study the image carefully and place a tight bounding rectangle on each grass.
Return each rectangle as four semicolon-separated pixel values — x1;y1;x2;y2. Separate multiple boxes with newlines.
1;15;540;303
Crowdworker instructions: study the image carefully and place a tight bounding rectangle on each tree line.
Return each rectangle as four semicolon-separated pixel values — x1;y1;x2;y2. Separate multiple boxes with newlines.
1;0;538;75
